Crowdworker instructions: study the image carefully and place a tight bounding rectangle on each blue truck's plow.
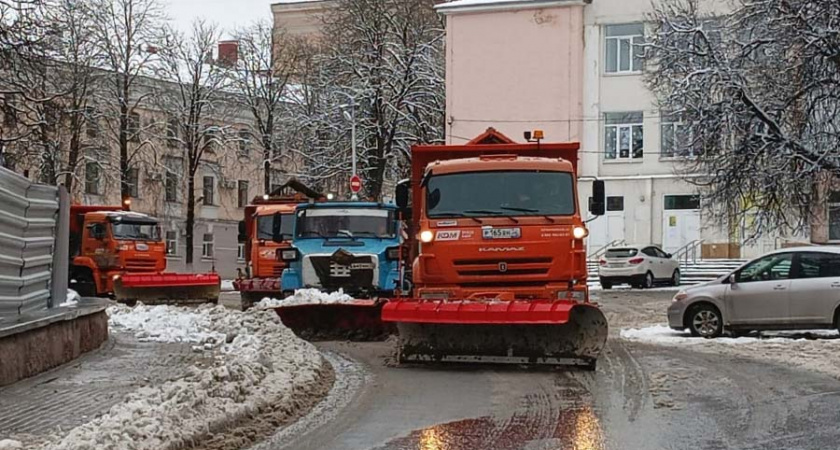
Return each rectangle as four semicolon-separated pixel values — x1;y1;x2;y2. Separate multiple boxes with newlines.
267;202;402;340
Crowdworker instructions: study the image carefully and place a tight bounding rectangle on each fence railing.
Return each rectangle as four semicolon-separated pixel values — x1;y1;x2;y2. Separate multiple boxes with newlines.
673;239;704;266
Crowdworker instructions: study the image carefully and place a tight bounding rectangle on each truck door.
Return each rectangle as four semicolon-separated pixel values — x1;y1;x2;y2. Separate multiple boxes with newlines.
83;220;109;258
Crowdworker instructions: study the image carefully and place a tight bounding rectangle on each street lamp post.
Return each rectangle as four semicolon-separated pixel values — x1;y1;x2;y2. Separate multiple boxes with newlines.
342;97;359;201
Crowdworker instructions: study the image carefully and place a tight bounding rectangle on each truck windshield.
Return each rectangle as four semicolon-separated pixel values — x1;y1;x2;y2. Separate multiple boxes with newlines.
257;214;294;240
426;171;575;218
112;222;161;241
296;207;395;239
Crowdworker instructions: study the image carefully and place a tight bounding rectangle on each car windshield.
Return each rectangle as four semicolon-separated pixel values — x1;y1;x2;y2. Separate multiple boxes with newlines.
257;214;294;240
112;222;161;241
295;207;395;239
606;248;638;258
425;171;575;218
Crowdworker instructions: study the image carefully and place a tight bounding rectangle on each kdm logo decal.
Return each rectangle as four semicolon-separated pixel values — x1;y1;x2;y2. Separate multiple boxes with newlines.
435;230;461;241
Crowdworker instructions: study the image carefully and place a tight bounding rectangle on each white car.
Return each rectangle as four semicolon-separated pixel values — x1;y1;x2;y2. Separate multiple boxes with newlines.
598;245;681;289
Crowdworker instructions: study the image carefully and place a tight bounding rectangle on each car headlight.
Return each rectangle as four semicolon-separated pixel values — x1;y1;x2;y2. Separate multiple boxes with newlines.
419;230;434;243
386;246;401;260
278;249;299;262
673;291;688;302
572;226;588;239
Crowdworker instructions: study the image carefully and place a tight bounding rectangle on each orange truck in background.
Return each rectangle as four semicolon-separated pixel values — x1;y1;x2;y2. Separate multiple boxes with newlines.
69;205;220;304
234;180;324;308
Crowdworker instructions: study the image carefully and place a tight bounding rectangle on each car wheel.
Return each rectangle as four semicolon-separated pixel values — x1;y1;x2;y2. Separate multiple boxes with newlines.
643;272;654;289
687;304;723;338
601;281;612;290
671;269;681;287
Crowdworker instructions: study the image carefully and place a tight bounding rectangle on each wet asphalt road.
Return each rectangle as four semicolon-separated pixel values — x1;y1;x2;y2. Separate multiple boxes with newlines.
257;338;840;450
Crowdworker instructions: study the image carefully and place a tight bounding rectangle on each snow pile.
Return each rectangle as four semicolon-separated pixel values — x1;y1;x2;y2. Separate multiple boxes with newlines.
0;440;23;450
42;304;324;450
257;288;354;308
221;279;236;292
59;289;80;307
621;325;840;380
108;303;226;344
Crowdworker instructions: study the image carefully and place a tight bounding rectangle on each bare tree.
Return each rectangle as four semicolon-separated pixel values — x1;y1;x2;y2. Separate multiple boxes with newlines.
154;19;232;267
89;0;163;202
302;0;445;199
646;0;840;239
229;20;302;195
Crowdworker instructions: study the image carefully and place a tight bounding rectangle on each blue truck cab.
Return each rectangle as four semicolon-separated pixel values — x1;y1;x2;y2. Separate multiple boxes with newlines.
279;202;402;298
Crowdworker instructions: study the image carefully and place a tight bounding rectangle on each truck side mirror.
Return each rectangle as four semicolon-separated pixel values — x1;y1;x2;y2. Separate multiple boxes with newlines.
89;224;105;240
271;212;283;242
395;180;411;220
589;179;606;216
238;221;246;242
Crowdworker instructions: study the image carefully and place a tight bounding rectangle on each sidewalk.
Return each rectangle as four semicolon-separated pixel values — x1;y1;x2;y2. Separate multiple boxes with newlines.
0;331;216;445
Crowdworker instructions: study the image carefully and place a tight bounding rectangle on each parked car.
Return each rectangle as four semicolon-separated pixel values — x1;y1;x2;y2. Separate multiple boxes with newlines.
668;247;840;338
598;245;681;289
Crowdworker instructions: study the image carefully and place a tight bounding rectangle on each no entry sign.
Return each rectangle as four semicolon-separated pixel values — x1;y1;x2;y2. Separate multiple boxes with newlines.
350;174;362;193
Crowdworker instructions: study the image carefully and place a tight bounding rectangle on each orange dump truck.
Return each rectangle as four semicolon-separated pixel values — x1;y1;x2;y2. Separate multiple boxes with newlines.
382;129;608;369
69;205;220;304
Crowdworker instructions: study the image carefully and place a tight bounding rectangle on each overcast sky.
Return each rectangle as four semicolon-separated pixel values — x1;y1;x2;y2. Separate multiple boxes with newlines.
162;0;275;36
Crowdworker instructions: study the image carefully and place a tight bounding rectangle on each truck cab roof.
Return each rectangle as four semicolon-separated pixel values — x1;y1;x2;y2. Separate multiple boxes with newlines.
427;155;574;175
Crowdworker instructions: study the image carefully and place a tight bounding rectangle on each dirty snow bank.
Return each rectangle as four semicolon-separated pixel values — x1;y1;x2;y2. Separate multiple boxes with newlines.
41;304;325;450
59;289;80;307
0;440;23;450
257;288;354;308
621;325;840;379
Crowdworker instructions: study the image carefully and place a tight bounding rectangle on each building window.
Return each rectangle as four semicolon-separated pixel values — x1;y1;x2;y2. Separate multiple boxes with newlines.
237;180;249;208
202;233;214;258
203;176;215;206
237;243;245;261
605;112;643;160
605;23;644;74
84;162;100;195
829;192;840;242
606;196;624;211
128;112;141;142
203;126;219;153
166;230;179;256
238;128;250;156
84;107;99;138
661;112;695;158
664;194;700;210
164;157;181;202
166;116;179;148
127;168;140;198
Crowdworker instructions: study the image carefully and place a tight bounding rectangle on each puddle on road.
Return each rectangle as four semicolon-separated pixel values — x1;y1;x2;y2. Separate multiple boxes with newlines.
375;404;605;450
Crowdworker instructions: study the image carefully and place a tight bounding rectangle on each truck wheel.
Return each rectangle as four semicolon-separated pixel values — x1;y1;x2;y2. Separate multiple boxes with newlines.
71;270;96;297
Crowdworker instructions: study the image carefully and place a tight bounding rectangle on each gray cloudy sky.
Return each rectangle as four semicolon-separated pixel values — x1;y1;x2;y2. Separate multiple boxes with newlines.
163;0;274;36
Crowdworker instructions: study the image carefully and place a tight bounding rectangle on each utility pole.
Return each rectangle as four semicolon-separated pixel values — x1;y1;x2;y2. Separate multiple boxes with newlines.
343;97;359;201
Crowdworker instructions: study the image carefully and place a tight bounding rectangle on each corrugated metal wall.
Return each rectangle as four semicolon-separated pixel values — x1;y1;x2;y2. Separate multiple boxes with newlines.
0;167;67;319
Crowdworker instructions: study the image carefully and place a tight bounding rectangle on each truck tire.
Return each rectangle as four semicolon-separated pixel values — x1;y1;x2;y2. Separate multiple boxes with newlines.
70;269;96;298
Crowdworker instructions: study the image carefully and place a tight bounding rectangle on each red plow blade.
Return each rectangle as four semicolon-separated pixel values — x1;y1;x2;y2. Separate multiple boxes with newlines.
382;299;608;368
270;299;394;341
114;273;221;305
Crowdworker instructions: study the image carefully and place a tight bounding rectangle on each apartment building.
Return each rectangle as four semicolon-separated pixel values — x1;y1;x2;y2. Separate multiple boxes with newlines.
438;0;795;259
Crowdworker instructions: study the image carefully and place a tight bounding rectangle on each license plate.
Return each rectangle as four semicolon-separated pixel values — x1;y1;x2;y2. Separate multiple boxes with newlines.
608;262;626;268
482;227;521;239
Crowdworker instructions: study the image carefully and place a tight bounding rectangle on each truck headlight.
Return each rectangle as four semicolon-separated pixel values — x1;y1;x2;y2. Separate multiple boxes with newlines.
420;230;434;243
558;290;586;302
278;249;299;262
386;246;401;260
572;226;588;239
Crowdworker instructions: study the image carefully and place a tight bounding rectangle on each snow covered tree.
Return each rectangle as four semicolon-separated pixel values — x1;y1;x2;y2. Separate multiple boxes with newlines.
154;19;233;267
228;20;303;195
301;0;445;199
89;0;163;202
646;0;840;239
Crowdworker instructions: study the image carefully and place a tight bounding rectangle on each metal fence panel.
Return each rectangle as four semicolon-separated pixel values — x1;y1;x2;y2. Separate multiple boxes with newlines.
0;167;63;319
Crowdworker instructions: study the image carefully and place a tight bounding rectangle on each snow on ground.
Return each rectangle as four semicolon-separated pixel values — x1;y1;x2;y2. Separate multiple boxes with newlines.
621;324;840;380
257;288;354;308
0;440;23;450
221;280;236;292
39;304;325;450
59;290;80;307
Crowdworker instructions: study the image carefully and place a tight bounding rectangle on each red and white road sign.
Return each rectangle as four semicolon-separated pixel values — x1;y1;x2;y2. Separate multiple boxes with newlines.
350;174;362;193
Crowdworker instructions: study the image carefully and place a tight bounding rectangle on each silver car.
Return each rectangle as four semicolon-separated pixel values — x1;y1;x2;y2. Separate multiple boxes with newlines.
599;245;681;289
668;247;840;338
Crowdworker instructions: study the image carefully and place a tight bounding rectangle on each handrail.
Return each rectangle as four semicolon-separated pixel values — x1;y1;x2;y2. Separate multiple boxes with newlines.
587;239;626;260
672;239;704;266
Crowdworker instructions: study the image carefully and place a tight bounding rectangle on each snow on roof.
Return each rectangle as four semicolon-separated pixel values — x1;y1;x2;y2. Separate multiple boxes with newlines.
436;0;583;14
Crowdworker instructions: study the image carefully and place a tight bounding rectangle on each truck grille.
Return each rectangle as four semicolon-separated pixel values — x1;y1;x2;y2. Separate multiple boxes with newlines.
453;257;553;278
303;254;378;291
125;259;157;272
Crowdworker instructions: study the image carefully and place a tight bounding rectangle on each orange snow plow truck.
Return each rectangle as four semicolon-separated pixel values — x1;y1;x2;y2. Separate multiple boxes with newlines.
382;129;609;369
69;205;220;304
